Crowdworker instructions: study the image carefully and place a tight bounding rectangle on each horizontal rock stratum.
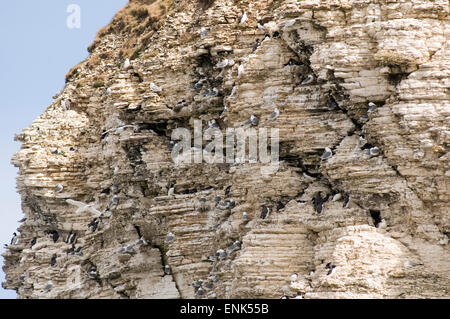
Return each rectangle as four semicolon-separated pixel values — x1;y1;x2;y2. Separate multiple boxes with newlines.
2;0;449;299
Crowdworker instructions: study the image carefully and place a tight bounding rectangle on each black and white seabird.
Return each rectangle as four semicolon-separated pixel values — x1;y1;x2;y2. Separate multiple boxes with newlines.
267;108;279;121
10;232;18;245
87;268;98;280
242;212;249;220
301;74;314;85
214;196;222;203
49;230;59;243
313;192;329;214
225;185;232;196
164;265;172;275
220;105;228;119
252;39;261;52
260;205;270;219
18;217;27;223
30;237;37;247
328;99;338;110
50;255;57;267
67;232;76;244
320;147;333;160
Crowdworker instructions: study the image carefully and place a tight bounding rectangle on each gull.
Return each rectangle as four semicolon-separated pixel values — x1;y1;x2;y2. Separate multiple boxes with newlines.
216;59;230;69
238;64;244;77
243;115;259;126
332;193;342;202
200;27;207;38
257;23;266;32
320;147;333;160
267;108;279;121
122;58;131;70
242;212;248;220
54;184;64;194
301;74;314;85
168;184;175;196
66;199;103;217
150;82;162;92
165;232;175;243
61;99;70;111
290;273;298;282
164;265;172;275
239;12;248;25
367;102;377;113
369;146;380;156
104;87;111;96
114;166;119;175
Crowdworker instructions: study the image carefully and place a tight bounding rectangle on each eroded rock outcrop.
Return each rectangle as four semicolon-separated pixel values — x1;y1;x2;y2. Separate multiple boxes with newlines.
3;0;449;299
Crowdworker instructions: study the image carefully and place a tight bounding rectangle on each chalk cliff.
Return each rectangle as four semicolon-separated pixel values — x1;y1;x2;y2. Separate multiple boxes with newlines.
3;0;449;298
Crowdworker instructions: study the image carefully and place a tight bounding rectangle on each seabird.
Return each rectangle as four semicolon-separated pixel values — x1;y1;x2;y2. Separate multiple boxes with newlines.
290;273;298;282
168;184;175;196
30;237;37;247
214;196;222;203
257;23;266;32
88;218;99;232
243;115;259;126
328;99;338;110
196;288;204;296
332;193;342;202
320;147;333;160
260;205;270;219
216;201;230;210
327;265;336;275
122;58;131;70
43;284;52;292
104;87;111;96
267;108;279;121
313;192;328;214
359;114;369;122
252;39;261;52
404;261;423;268
114;166;119;175
165;232;175;243
369;147;381;156
18;217;27;223
284;58;302;66
367;102;377;113
109;195;119;207
220;105;228;119
192;280;203;288
87;268;98;280
54;184;64;193
48;230;59;243
239;12;248;25
50;255;57;267
238;64;244;77
242;212;248;220
216;59;230;69
378;219;387;229
150;82;162;92
225;186;232;196
66;199;103;217
301;74;314;85
10;233;18;245
200;27;207;38
163;265;172;275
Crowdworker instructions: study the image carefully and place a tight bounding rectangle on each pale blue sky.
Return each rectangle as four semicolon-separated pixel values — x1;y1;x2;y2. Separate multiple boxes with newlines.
0;0;128;299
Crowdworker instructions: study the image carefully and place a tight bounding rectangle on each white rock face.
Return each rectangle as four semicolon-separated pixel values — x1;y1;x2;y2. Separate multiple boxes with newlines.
2;0;449;299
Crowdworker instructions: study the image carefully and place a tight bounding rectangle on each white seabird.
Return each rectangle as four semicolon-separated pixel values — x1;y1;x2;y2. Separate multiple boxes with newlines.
104;87;111;96
368;102;377;113
61;99;70;111
165;232;175;243
150;82;162;92
122;58;131;70
66;199;103;217
320;147;333;160
200;27;207;38
267;108;279;121
369;146;380;156
168;184;175;196
220;105;228;119
238;64;244;77
54;184;64;193
243;115;259;126
239;12;248;25
301;74;314;85
216;59;230;69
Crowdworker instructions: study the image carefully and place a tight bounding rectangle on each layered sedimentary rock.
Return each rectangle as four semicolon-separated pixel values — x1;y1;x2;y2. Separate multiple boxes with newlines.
3;0;449;298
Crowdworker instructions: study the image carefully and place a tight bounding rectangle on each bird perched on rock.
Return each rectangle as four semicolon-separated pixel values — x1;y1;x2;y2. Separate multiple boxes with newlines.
165;232;175;243
61;99;70;111
18;217;27;223
66;199;103;218
238;64;245;77
164;265;172;275
239;12;248;24
200;27;207;38
267;108;279;121
242;212;249;220
104;87;111;96
243;115;259;126
369;146;380;156
54;184;63;194
10;233;18;245
328;99;339;110
301;74;314;85
290;273;298;282
320;147;333;160
367;102;377;113
150;82;162;92
313;192;328;214
332;193;342;202
87;268;98;280
168;184;175;196
122;58;131;70
216;59;230;69
260;205;270;219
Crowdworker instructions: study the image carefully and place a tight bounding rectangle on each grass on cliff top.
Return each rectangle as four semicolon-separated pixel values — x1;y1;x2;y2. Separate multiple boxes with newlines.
65;0;174;82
